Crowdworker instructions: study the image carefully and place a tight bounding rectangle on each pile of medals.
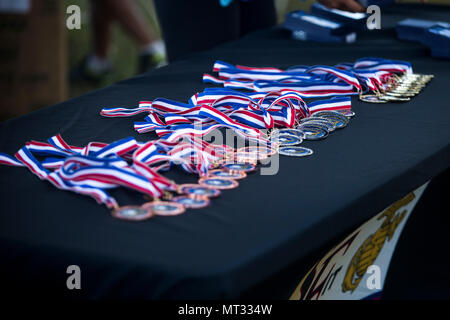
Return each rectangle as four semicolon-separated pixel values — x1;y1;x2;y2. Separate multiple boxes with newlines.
0;91;353;220
1;57;427;221
203;58;433;104
100;88;355;160
0;134;279;221
270;110;353;157
359;73;434;103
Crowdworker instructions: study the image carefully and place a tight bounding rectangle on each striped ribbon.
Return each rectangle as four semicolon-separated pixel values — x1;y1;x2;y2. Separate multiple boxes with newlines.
206;58;414;95
0;136;181;209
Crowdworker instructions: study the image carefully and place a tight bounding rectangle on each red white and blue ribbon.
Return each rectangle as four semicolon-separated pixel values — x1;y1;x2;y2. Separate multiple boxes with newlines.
0;136;187;208
205;58;413;95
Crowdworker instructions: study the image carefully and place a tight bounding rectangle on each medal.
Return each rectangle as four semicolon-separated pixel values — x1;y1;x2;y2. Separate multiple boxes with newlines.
276;128;305;139
208;169;247;180
380;95;410;102
111;205;153;221
142;201;185;216
300;117;336;132
314;115;348;129
223;162;256;173
296;124;329;140
312;110;349;120
198;177;239;189
359;95;388;103
377;72;433;103
172;196;210;209
385;91;415;97
279;146;313;157
241;146;277;157
271;134;303;146
178;184;221;198
337;110;355;118
235;146;277;162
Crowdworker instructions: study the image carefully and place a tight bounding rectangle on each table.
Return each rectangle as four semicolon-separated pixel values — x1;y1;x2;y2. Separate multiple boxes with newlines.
1;4;449;299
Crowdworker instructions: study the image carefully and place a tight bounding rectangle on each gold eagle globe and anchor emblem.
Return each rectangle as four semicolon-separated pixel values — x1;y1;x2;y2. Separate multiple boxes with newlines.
342;192;416;293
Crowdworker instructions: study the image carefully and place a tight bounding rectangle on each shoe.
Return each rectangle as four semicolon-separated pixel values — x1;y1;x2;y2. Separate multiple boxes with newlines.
70;56;113;84
138;52;167;74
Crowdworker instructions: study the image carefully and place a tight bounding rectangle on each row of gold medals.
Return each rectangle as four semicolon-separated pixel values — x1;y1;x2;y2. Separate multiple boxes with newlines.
360;73;434;103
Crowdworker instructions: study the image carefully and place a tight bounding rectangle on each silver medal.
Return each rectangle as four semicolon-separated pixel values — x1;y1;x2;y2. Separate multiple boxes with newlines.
296;123;329;140
311;112;348;129
271;133;303;146
337;110;355;118
300;117;336;132
276;128;305;139
279;146;313;157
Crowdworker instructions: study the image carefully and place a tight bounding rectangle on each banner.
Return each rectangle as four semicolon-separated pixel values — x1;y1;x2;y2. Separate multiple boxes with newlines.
290;182;429;300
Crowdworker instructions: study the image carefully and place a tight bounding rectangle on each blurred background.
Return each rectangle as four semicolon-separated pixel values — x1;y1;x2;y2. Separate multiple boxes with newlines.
0;0;316;122
68;0;316;98
0;0;446;121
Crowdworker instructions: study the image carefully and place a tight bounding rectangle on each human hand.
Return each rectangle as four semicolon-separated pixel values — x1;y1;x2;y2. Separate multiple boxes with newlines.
317;0;366;13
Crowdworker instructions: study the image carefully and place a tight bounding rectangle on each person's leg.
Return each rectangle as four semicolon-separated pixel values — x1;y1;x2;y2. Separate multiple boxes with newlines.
98;0;165;72
92;0;114;60
82;0;114;81
98;0;158;48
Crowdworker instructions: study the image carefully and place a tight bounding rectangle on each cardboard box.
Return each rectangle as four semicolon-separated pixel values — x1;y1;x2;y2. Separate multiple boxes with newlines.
0;0;67;118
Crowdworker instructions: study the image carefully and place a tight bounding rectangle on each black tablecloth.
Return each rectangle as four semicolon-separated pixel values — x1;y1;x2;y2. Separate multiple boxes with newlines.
1;5;449;299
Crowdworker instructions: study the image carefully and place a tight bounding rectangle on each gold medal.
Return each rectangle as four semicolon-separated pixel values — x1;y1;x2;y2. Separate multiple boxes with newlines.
380;95;410;102
385;92;415;98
